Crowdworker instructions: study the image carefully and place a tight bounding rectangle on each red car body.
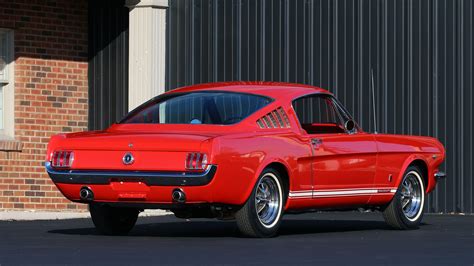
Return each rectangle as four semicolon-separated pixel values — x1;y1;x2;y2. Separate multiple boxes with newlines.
46;82;445;236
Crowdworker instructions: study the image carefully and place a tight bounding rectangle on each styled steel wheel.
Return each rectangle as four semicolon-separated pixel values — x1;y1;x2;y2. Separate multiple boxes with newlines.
400;171;424;221
235;168;284;237
255;173;282;228
383;165;425;229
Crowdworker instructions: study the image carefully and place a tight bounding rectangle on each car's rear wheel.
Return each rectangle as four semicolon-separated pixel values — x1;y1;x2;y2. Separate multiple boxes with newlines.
235;167;284;238
89;203;139;235
383;165;425;229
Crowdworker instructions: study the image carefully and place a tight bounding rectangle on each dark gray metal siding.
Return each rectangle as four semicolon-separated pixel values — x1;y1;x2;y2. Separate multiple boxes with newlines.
88;0;129;130
166;0;474;213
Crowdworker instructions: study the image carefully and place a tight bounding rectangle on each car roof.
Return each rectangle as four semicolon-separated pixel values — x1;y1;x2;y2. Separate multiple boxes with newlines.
165;81;332;101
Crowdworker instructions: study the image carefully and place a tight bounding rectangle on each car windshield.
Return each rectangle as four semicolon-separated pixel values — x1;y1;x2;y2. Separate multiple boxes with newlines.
120;91;272;125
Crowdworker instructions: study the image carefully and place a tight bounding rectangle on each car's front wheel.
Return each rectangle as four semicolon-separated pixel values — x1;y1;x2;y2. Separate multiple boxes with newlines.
235;167;284;238
383;165;425;229
89;203;139;235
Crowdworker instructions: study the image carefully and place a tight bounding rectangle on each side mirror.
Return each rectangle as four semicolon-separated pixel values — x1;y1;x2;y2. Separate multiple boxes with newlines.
344;120;355;132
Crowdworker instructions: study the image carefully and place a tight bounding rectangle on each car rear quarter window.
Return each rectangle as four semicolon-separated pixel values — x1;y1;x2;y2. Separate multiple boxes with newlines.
121;91;272;125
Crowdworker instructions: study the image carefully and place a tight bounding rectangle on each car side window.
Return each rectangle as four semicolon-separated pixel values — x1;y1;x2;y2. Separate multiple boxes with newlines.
292;94;346;134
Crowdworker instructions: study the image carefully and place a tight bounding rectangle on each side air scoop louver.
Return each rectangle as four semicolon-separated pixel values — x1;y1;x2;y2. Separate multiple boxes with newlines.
256;107;291;129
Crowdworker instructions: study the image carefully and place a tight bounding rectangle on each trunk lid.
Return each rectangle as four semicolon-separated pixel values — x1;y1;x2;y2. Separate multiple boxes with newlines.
59;131;212;151
50;127;219;171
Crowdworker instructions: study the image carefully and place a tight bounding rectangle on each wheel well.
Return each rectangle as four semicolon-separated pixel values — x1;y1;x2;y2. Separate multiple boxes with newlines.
266;162;290;200
409;159;428;190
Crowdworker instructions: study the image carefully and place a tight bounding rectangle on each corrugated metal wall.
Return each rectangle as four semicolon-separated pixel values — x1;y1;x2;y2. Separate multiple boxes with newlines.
88;0;129;130
166;0;474;213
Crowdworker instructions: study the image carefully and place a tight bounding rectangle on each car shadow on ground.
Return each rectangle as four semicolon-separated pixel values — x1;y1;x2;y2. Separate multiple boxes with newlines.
48;219;398;238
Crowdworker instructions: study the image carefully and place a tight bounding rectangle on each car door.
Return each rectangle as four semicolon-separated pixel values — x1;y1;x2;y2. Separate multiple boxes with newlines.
292;94;377;203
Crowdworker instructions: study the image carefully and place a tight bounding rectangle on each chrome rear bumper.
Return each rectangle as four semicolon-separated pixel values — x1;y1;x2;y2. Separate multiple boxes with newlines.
45;162;217;186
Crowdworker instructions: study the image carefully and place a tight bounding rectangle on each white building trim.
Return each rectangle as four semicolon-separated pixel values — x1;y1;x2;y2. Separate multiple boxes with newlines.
0;29;14;140
126;0;169;111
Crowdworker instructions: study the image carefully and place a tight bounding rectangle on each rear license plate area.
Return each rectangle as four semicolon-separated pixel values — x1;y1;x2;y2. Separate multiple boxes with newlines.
110;180;150;200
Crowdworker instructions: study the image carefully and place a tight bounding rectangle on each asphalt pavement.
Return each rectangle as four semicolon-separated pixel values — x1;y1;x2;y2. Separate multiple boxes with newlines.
0;212;472;265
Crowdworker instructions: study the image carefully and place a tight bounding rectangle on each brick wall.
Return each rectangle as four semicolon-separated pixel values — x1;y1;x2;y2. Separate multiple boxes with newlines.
0;0;88;211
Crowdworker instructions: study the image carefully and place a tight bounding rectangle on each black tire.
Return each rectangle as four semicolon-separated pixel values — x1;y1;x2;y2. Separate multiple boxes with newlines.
89;203;139;235
383;165;425;229
235;167;285;238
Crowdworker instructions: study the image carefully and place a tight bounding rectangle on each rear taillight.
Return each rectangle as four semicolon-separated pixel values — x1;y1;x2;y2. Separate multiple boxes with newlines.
51;151;74;168
185;152;208;170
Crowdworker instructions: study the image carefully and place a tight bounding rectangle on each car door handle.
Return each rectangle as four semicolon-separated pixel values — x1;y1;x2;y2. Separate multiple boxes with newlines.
311;138;322;148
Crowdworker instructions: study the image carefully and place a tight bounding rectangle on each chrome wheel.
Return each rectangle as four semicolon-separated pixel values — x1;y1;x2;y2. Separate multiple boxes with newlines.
235;168;285;237
254;173;282;228
400;171;424;221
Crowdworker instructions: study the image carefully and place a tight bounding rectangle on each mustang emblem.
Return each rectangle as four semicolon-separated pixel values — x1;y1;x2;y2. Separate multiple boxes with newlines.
122;152;134;165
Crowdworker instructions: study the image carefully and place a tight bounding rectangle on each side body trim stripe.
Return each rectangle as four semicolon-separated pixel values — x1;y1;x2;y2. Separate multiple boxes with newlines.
289;188;398;199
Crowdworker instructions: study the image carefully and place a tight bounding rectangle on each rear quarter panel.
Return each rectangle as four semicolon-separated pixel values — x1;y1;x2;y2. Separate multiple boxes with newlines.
210;131;312;207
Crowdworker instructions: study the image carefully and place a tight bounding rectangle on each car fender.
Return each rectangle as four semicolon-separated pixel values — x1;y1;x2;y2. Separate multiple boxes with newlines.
394;154;430;192
239;156;292;207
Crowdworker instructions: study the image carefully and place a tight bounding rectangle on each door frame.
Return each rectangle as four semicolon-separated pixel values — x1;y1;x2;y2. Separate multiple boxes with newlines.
290;93;377;204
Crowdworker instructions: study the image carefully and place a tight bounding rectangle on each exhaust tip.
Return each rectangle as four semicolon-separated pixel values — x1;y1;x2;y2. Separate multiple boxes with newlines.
172;188;186;203
80;187;94;201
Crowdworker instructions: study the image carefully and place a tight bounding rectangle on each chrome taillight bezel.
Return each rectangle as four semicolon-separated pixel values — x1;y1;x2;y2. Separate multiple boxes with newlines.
51;150;74;168
186;152;208;170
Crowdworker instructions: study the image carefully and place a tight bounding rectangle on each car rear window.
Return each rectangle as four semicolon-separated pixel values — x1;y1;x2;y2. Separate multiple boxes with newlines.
121;91;272;125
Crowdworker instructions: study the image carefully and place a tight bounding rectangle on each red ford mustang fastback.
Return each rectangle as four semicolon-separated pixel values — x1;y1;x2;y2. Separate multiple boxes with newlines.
46;82;445;237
